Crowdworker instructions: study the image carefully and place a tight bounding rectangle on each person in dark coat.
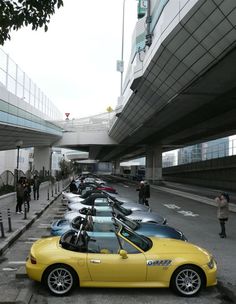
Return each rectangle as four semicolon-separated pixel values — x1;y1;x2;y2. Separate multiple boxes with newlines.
143;181;150;207
33;175;40;200
16;177;25;214
23;178;31;212
69;179;78;193
137;181;145;204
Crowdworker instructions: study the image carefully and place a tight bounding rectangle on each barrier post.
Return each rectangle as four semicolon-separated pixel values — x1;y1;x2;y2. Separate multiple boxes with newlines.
47;186;50;200
7;209;12;232
24;201;27;219
0;212;5;238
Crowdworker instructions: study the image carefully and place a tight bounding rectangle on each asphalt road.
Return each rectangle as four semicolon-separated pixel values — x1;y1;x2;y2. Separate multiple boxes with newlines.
0;177;235;304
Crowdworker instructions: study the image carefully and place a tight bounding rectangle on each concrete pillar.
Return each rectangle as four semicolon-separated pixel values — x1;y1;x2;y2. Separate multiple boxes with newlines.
113;159;121;175
34;147;52;176
145;144;162;184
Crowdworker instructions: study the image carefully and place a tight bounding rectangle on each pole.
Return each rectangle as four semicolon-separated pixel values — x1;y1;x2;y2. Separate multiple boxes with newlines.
7;209;12;232
120;0;126;96
0;212;5;238
16;146;20;182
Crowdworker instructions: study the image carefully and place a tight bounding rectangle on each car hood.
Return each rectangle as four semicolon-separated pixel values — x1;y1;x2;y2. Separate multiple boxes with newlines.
68;201;149;212
62;192;81;200
149;237;210;257
68;197;84;203
127;211;165;224
64;211;112;223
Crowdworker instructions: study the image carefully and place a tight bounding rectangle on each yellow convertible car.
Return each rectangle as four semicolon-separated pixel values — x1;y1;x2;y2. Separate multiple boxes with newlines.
26;226;217;297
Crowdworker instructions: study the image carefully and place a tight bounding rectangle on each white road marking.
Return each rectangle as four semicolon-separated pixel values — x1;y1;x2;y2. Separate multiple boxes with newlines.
178;210;199;217
163;204;181;209
163;204;199;216
8;261;26;265
38;223;51;226
2;267;17;271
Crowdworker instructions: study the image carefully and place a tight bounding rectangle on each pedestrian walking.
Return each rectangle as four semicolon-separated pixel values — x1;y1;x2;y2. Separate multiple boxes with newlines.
16;177;25;214
33;174;40;200
143;181;150;206
137;181;145;204
23;178;31;212
215;192;229;238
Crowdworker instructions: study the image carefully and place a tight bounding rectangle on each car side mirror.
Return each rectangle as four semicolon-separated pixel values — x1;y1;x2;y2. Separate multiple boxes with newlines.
119;249;128;259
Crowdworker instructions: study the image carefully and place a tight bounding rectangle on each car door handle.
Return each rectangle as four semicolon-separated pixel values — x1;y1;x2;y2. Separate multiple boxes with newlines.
90;259;101;264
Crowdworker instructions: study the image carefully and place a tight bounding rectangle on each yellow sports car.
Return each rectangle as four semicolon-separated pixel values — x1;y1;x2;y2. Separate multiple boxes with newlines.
26;226;217;297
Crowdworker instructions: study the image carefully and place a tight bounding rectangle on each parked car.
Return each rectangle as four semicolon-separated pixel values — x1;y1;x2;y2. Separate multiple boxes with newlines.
26;224;217;297
64;201;167;225
67;193;151;213
51;213;186;241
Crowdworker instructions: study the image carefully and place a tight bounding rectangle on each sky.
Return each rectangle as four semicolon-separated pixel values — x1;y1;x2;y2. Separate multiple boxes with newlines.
2;0;138;119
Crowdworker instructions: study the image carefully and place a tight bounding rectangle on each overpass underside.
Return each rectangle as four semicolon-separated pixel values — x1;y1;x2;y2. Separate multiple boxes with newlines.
100;0;236;162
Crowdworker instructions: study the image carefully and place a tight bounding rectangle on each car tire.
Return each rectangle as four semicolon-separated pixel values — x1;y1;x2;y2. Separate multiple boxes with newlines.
170;265;204;297
43;264;78;296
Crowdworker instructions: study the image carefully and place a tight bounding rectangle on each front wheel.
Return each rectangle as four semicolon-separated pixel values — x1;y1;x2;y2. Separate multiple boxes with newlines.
170;265;204;297
44;264;77;296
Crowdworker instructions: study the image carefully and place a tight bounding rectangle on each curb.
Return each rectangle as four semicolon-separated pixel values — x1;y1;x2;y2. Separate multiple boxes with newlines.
15;289;32;304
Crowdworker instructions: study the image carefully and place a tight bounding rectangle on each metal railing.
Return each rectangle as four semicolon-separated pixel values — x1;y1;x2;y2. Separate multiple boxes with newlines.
57;112;116;132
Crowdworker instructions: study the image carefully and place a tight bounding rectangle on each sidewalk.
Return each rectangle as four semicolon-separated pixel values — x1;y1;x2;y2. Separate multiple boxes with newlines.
0;181;64;256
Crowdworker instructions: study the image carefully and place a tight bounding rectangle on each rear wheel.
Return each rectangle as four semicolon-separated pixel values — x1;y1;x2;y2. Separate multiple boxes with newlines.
170;265;204;297
44;264;77;296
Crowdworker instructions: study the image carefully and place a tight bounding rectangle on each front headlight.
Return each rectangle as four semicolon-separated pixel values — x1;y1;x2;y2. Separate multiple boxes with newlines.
207;257;216;269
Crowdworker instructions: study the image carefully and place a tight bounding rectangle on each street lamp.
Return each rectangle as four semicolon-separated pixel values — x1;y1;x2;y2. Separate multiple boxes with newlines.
15;140;23;182
116;0;126;97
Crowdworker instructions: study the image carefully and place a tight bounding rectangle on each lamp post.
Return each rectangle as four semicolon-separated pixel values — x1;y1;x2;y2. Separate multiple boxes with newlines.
15;140;23;183
116;0;126;97
120;0;126;96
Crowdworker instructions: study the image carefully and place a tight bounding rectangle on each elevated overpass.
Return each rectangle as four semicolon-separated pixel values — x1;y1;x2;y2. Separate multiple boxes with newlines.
98;0;236;162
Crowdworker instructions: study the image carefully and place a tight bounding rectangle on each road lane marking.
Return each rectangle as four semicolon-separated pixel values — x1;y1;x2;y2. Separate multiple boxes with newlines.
163;204;199;217
163;204;181;209
2;267;17;271
8;261;26;265
178;210;199;217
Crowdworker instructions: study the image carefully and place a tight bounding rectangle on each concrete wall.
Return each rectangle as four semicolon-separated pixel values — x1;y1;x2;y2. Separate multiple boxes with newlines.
163;155;236;191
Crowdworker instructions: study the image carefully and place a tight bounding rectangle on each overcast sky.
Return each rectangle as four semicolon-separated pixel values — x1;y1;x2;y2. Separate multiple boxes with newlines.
2;0;137;119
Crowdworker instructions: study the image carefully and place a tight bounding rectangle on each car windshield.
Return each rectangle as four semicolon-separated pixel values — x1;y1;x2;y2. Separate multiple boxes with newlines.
112;202;132;216
115;214;138;230
120;226;152;252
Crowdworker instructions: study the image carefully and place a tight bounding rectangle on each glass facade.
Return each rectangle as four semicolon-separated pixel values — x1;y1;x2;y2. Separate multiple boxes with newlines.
0;48;62;120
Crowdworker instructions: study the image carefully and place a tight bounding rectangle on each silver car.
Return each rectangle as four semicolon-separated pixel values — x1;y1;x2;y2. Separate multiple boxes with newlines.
64;201;166;225
67;193;151;213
